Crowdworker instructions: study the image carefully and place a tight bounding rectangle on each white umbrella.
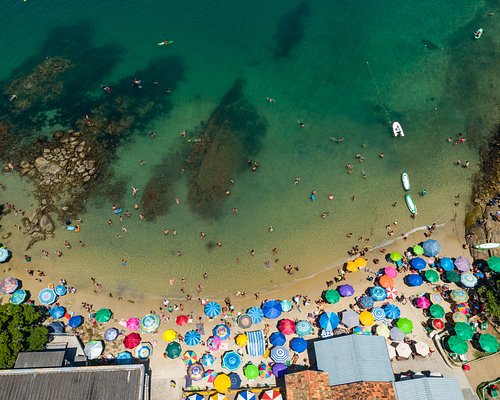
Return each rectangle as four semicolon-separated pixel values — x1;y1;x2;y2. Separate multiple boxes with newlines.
386;343;397;359
84;340;104;360
396;342;412;358
414;341;429;357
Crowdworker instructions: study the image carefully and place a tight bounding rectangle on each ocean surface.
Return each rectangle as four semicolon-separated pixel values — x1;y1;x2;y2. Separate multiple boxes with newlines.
0;0;498;300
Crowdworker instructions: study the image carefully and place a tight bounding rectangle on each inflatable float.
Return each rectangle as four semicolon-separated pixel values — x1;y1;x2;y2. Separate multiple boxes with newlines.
392;122;404;137
401;172;410;191
405;194;417;215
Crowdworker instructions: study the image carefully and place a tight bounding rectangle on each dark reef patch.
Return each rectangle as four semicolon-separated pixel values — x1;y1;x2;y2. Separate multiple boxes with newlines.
272;1;310;60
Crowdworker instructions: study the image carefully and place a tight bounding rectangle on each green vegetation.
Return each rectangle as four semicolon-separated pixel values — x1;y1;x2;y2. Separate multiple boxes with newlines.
477;274;500;322
0;304;49;368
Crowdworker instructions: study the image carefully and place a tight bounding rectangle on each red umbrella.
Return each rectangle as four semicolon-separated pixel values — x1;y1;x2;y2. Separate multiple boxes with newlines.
432;319;444;330
278;319;296;335
123;332;141;349
176;315;189;326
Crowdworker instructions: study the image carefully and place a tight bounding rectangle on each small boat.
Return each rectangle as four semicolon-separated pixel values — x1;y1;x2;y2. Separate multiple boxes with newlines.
473;242;500;250
473;29;483;39
401;172;410;191
158;40;175;46
392;122;404;137
405;194;417;214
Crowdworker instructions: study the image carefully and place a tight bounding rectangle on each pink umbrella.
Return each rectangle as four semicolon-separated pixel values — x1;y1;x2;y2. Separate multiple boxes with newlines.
384;267;398;278
278;319;296;335
416;296;431;309
386;287;398;299
126;317;140;331
207;336;221;351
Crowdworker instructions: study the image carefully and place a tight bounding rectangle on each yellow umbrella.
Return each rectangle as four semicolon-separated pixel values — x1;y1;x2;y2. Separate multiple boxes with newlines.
235;333;248;347
162;329;178;342
213;373;231;393
346;261;358;272
354;257;367;268
375;324;390;338
359;310;375;326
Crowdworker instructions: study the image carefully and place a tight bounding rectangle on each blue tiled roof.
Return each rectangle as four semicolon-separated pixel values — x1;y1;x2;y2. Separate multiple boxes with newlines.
394;378;465;400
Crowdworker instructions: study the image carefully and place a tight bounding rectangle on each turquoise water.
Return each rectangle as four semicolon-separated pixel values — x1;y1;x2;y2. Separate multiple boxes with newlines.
1;0;498;299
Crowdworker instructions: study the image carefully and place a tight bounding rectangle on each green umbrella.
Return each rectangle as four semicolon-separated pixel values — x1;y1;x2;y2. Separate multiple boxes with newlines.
479;333;499;353
390;252;402;262
324;289;340;304
397;318;413;334
445;271;460;283
488;256;500;272
429;304;445;319
447;335;468;355
95;308;112;323
413;245;424;256
425;270;439;283
454;322;474;341
244;363;259;380
166;341;182;359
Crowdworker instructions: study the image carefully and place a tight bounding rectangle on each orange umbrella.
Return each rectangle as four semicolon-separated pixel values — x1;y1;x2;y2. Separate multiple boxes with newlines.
379;275;394;288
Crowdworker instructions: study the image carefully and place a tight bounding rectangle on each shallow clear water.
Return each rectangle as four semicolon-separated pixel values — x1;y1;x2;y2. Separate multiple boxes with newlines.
1;0;498;300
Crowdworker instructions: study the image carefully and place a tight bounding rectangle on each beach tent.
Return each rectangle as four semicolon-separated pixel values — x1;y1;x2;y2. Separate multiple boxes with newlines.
439;257;454;271
47;321;65;334
185;330;202;346
324;289;340;304
290;337;307;353
10;289;27;305
166;342;182;359
384;304;401;319
269;332;286;347
68;315;83;328
411;257;426;271
479;334;499;353
205;301;222;318
422;239;440;256
338;284;355;297
454;256;471;272
246;330;265;357
84;340;103;360
262;300;282;319
247;307;264;324
116;351;133;365
319;312;339;331
406;274;423;287
295;320;313;336
244;363;259;380
488;256;500;272
49;306;65;319
278;319;296;335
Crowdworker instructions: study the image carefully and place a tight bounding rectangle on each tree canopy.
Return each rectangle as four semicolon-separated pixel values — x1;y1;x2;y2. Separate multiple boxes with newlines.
478;273;500;322
0;304;48;368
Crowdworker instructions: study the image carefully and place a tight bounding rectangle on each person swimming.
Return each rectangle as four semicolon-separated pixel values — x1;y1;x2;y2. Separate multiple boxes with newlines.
101;84;112;94
131;79;143;89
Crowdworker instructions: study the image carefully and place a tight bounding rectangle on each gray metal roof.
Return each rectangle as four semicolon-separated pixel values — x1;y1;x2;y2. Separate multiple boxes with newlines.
314;334;394;386
394;377;465;400
14;350;65;369
0;364;145;400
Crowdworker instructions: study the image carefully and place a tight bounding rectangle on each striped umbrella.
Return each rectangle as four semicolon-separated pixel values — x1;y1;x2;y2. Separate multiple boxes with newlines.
140;314;160;333
370;286;387;301
182;350;198;365
270;346;289;363
319;312;339;330
452;312;468;323
460;273;477;288
204;369;217;383
262;389;283;400
187;362;205;381
236;390;256;400
10;289;27;305
456;303;471;315
371;307;385;321
237;314;253;329
386;287;398;299
295;320;313;336
247;307;264;324
358;296;374;309
185;330;201;346
430;292;443;304
187;394;204;400
222;351;242;371
38;288;57;305
0;277;18;294
204;302;222;318
201;353;215;367
136;342;153;359
213;324;230;340
258;362;272;378
450;290;469;303
280;300;293;312
383;304;400;319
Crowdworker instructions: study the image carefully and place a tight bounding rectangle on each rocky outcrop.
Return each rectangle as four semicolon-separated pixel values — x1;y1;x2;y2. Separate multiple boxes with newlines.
21;208;56;249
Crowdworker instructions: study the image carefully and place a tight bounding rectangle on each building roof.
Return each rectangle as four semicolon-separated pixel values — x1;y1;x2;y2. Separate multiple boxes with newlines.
14;350;65;369
394;378;465;400
314;334;394;386
0;365;145;400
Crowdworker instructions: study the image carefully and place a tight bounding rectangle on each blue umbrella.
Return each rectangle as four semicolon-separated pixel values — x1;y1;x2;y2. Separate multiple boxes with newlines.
187;395;204;400
370;286;387;301
411;257;426;270
47;321;65;333
384;304;401;319
222;351;242;371
229;373;242;390
204;302;221;318
104;327;119;341
280;300;293;312
185;330;201;346
262;300;282;319
247;307;264;324
54;285;67;296
319;312;339;331
407;274;424;287
359;296;374;309
201;353;215;367
10;289;27;305
116;351;133;365
269;332;286;346
213;324;231;340
49;306;65;319
0;248;10;263
440;257;454;271
371;307;385;321
423;239;440;256
290;337;307;353
1;277;18;294
38;288;57;305
270;346;290;363
68;315;84;328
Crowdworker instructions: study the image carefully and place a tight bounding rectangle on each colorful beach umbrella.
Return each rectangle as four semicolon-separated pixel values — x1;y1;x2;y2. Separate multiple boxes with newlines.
454;322;474;341
95;308;112;323
222;351;242;371
359;310;375;326
136;342;153;359
447;335;468;355
244;363;259;380
166;341;182;359
375;324;390;338
411;257;426;270
270;346;289;363
207;336;221;351
280;300;293;312
10;289;27;305
54;285;67;296
385;266;398;278
429;304;445;319
262;300;282;319
235;333;248;347
214;373;231;394
456;303;471;315
201;352;215;367
488;256;500;272
68;315;83;328
210;394;228;400
49;305;65;319
413;245;424;255
416;296;431;309
460;273;477;288
229;372;242;390
182;350;198;365
126;317;140;331
84;340;103;360
450;289;469;303
213;324;230;340
162;329;178;342
278;319;296;335
104;327;119;341
353;326;371;335
319;312;339;331
341;309;359;329
261;390;283;400
204;301;222;318
204;369;217;383
237;314;253;329
176;315;188;326
454;256;471;272
359;296;374;309
185;330;201;346
430;292;443;304
338;284;355;297
371;307;385;321
397;318;413;334
445;270;460;283
38;288;57;305
187;395;204;400
432;319;445;330
258;362;272;379
384;304;400;319
479;334;499;353
116;351;133;365
439;257;454;272
386;287;398;299
324;289;340;304
422;239;440;256
290;337;307;353
425;269;439;283
187;362;205;381
236;391;256;400
140;313;160;333
123;333;141;349
295;320;313;337
269;332;286;347
0;248;10;263
379;275;394;288
370;286;387;301
406;274;423;287
272;363;287;378
247;307;264;324
390;327;405;341
390;252;402;262
452;312;468;323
